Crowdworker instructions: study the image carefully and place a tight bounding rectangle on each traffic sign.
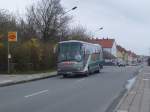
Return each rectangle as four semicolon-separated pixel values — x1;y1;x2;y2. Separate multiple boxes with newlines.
8;32;17;42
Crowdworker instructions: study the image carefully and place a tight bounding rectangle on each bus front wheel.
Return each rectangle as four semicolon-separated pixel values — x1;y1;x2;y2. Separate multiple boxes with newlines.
63;74;68;78
85;67;91;76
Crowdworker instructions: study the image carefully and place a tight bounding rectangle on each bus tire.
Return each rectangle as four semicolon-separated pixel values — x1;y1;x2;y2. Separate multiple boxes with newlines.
84;72;89;77
87;67;92;76
84;67;90;77
63;74;67;78
100;65;103;69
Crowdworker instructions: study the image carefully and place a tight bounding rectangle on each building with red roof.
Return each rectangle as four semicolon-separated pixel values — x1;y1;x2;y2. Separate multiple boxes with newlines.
89;38;138;65
116;45;129;64
90;38;117;57
127;51;138;65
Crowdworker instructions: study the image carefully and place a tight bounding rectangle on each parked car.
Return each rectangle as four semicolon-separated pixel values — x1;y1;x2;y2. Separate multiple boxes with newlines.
117;60;126;67
130;63;138;66
147;58;150;66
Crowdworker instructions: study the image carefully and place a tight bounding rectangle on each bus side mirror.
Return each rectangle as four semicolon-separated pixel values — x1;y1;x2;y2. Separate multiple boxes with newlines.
82;48;86;56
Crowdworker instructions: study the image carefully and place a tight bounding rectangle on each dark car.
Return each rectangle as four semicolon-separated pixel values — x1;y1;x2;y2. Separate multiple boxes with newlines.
147;58;150;66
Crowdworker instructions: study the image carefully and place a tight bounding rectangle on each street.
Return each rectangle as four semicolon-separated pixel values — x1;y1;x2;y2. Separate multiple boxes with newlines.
0;66;140;112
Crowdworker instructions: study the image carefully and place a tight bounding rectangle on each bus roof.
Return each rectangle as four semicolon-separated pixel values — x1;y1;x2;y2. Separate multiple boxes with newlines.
59;40;102;48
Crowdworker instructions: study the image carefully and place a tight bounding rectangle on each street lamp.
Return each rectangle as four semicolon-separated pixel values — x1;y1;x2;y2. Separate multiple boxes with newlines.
99;27;103;30
93;27;104;38
94;27;103;33
63;6;78;15
59;6;77;41
59;6;77;19
72;6;78;10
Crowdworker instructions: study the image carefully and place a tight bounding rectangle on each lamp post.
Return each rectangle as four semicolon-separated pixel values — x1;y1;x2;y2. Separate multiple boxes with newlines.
99;27;103;30
60;6;77;18
93;27;103;38
96;27;103;33
59;6;77;41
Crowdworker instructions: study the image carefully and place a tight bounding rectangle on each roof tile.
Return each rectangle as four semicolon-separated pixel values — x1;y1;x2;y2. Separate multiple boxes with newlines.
90;38;115;48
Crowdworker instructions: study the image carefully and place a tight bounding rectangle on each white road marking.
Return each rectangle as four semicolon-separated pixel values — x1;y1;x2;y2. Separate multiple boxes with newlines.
139;69;143;73
0;80;12;84
24;90;49;98
143;78;149;81
130;91;136;94
76;79;85;82
144;73;150;75
117;110;128;112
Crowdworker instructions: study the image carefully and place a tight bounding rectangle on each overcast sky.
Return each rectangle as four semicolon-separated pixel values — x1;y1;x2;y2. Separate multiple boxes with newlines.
0;0;150;55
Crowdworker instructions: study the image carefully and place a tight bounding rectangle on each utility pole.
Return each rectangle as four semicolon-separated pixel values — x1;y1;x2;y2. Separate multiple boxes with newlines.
92;27;104;38
7;32;17;74
8;41;10;74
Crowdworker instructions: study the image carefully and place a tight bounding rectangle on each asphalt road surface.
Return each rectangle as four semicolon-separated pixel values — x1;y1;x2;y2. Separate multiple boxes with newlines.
0;66;140;112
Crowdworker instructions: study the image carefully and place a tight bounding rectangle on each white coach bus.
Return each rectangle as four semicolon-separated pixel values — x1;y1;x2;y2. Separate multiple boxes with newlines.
57;40;103;77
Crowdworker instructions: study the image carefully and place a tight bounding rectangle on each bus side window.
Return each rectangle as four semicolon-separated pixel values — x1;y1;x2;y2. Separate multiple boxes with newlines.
82;47;86;55
82;45;90;65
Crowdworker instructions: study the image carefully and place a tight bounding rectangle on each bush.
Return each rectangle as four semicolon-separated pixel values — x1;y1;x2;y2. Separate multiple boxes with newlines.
0;46;7;72
10;38;57;72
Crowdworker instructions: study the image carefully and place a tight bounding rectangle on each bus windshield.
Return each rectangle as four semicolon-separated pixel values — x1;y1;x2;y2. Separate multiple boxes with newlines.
58;42;82;62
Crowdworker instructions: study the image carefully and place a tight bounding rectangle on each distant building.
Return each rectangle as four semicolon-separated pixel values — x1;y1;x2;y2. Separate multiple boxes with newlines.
116;45;128;64
127;51;132;65
127;51;138;65
89;38;117;65
116;45;124;63
90;38;117;57
116;45;124;60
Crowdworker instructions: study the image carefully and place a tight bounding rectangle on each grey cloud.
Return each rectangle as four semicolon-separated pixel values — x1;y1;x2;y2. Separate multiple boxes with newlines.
61;0;150;55
0;0;149;55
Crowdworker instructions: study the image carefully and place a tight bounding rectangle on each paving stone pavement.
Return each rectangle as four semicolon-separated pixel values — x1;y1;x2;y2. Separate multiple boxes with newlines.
117;66;150;112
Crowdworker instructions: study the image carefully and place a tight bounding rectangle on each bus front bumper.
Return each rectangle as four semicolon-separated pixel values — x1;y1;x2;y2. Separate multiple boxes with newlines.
57;70;87;76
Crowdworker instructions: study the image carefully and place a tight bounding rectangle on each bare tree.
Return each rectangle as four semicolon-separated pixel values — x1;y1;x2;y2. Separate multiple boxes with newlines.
68;25;92;40
0;9;17;34
26;0;71;42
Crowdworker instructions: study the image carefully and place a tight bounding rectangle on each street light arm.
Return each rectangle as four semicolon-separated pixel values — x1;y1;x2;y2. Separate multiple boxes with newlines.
92;27;104;38
94;27;104;33
72;6;77;10
61;6;77;17
58;6;77;28
99;27;103;30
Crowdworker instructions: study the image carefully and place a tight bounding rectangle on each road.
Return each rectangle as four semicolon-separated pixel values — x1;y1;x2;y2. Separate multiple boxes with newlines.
0;66;140;112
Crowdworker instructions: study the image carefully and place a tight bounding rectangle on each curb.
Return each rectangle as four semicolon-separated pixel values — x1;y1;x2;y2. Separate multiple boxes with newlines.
112;66;143;112
0;73;58;87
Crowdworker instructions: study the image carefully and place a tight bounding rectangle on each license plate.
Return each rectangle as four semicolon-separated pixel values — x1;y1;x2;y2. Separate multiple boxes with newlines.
66;72;72;74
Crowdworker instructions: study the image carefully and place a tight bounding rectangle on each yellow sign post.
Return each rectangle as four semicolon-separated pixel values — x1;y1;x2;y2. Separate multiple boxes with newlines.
8;32;17;42
7;32;17;73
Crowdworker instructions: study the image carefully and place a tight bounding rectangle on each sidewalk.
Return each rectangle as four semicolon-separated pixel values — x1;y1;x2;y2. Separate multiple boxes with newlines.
116;66;150;112
0;71;57;87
